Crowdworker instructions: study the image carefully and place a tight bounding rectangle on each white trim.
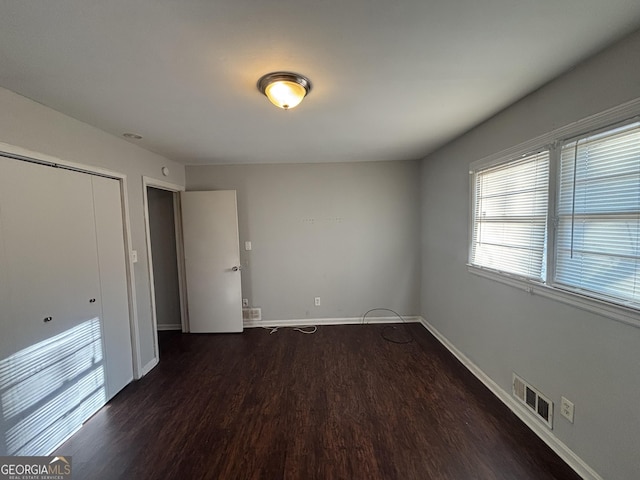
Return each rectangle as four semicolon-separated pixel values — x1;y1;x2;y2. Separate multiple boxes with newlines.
469;97;640;171
173;193;189;333
142;180;159;364
0;142;143;380
157;323;182;331
467;264;640;329
119;177;143;379
143;176;185;193
142;176;186;368
141;357;159;376
243;316;421;328
0;141;128;179
468;166;476;265
418;317;604;480
545;144;560;286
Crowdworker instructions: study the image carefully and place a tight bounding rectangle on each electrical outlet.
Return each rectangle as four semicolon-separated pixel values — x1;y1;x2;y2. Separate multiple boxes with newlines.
560;396;574;423
314;297;321;306
242;298;249;307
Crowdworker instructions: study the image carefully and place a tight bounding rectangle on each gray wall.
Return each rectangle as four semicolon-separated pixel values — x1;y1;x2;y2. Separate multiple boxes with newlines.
420;29;640;480
147;187;181;330
187;161;421;320
0;87;186;372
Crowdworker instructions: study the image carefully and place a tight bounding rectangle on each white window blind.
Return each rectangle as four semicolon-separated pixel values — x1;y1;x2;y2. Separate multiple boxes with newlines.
555;121;640;304
471;151;550;279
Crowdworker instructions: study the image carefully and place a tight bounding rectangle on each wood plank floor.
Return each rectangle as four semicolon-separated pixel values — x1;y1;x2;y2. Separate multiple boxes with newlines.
56;324;580;479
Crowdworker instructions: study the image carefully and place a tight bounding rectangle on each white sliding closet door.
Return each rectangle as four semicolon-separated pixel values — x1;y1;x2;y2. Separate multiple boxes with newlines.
91;176;133;399
0;158;102;354
0;157;103;456
0;156;132;457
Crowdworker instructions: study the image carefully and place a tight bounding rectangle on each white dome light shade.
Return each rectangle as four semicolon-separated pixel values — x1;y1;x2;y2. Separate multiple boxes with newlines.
258;72;312;110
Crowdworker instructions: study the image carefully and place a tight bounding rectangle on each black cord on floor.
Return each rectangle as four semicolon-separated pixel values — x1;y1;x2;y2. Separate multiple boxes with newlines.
362;308;414;344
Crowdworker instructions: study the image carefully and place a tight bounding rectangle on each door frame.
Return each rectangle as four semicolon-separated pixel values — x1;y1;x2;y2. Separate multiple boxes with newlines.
142;177;187;365
0;141;143;378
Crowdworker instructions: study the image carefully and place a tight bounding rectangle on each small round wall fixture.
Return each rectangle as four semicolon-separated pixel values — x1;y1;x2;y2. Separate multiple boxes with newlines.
257;72;312;110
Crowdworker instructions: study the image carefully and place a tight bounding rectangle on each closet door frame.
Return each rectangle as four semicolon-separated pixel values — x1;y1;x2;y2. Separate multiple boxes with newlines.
0;141;142;378
142;176;187;369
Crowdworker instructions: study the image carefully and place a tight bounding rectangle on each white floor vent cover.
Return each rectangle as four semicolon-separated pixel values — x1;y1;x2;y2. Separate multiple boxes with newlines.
512;373;553;429
242;308;262;321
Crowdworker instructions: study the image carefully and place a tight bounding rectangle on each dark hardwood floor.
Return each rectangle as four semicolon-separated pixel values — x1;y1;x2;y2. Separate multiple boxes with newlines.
55;324;580;480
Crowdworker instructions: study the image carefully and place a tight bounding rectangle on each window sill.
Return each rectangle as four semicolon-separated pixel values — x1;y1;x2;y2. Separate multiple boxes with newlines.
467;264;640;330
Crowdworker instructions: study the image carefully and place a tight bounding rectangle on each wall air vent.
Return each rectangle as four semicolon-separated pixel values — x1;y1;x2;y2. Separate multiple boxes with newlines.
242;308;262;322
512;373;553;429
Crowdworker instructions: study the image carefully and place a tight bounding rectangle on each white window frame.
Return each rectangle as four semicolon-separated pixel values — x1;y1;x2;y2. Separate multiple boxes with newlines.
468;97;640;329
469;149;551;281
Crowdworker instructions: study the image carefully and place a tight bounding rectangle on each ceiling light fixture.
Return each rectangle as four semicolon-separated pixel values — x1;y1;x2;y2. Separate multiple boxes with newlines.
257;72;312;110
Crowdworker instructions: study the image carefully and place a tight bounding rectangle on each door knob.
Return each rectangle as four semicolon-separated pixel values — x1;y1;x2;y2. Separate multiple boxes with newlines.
232;265;242;271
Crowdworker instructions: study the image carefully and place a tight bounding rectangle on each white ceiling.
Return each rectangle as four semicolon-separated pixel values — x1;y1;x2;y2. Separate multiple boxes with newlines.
1;1;640;165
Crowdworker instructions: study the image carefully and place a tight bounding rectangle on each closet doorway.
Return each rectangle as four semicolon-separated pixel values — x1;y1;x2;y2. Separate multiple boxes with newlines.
142;178;186;363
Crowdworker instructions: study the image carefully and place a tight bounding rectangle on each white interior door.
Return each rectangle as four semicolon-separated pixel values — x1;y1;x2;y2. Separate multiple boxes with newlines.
181;190;243;333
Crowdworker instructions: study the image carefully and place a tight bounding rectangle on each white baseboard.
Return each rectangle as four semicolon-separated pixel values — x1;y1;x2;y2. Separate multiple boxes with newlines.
140;357;159;377
157;323;182;331
418;317;602;480
243;316;421;329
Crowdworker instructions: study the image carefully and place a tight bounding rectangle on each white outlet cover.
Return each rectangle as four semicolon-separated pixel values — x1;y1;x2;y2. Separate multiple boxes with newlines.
314;297;321;306
245;241;252;251
560;396;574;423
242;298;249;307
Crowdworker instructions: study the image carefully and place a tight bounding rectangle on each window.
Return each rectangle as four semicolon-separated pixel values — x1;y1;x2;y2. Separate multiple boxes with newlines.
471;151;549;280
469;114;640;317
555;121;640;304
